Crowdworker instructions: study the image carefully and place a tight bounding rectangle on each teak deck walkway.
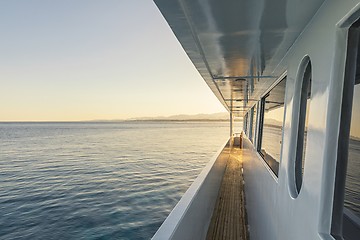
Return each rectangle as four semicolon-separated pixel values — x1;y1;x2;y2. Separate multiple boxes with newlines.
206;146;248;240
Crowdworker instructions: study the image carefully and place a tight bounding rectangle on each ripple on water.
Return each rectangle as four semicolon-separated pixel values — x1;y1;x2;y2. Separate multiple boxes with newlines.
0;122;229;239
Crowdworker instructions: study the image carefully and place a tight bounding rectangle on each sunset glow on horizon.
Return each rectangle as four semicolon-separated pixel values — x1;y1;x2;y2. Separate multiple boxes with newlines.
0;0;226;121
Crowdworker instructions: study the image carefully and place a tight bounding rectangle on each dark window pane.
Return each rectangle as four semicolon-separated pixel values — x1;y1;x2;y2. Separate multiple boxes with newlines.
248;110;252;139
259;78;286;175
345;82;360;219
295;60;312;193
251;105;257;143
244;113;248;135
333;23;360;240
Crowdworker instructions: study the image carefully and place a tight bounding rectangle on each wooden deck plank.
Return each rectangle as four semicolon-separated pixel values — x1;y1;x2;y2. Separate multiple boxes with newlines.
206;147;248;240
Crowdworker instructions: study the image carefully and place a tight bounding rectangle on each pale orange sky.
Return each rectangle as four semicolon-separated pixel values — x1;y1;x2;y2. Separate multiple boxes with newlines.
0;1;226;121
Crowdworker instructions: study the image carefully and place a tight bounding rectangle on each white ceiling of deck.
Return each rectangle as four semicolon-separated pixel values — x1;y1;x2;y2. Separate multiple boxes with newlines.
154;0;325;117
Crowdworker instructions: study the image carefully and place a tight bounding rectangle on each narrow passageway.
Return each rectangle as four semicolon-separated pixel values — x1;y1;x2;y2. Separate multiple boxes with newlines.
206;145;248;240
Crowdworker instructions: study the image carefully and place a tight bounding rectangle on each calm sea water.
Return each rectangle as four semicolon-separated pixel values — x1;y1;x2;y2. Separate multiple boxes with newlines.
0;122;229;240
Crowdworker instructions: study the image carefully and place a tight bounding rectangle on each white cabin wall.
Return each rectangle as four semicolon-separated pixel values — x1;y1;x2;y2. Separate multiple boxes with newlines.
243;1;360;239
242;136;279;240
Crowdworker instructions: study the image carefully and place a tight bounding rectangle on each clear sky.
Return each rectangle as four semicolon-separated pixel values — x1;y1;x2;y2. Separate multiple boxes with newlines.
0;0;226;121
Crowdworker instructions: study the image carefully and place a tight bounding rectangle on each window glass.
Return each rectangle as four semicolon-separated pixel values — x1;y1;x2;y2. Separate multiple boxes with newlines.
295;61;312;193
248;110;252;139
251;105;257;143
244;113;248;135
344;81;360;223
332;23;360;240
259;78;286;176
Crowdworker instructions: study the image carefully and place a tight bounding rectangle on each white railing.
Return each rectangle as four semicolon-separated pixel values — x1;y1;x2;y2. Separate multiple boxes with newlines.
152;140;230;240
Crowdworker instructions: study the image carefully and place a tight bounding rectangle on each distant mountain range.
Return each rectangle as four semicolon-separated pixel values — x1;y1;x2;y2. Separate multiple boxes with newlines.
128;112;229;121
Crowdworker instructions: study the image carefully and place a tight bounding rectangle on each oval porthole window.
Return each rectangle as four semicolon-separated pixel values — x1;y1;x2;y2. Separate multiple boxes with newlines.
295;57;312;194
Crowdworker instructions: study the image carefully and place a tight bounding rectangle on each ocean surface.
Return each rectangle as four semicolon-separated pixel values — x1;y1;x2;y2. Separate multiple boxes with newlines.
0;122;229;240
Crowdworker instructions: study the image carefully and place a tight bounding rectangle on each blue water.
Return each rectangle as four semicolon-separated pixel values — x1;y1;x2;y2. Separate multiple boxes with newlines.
0;122;229;240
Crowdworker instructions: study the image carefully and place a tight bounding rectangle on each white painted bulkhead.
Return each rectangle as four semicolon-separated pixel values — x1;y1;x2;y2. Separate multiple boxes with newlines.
242;1;360;239
153;0;360;239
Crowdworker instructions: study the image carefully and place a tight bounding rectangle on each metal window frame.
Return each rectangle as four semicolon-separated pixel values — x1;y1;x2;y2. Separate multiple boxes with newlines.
331;23;360;240
257;77;287;177
295;57;312;194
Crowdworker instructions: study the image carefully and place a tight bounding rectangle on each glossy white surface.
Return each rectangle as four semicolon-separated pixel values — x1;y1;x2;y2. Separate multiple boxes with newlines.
154;0;325;116
243;1;360;239
155;0;360;239
152;141;229;240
